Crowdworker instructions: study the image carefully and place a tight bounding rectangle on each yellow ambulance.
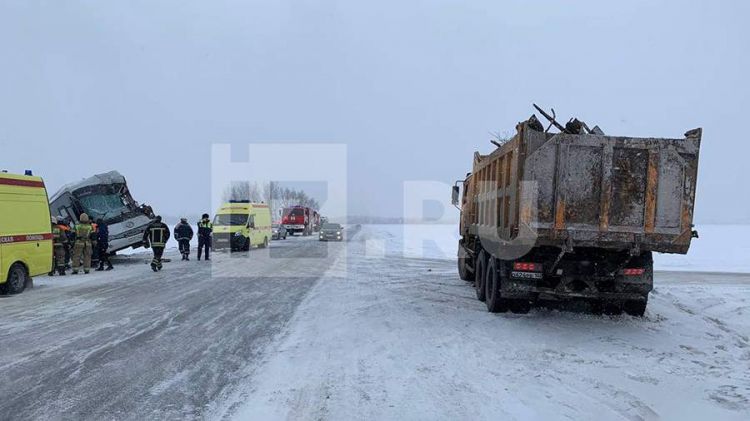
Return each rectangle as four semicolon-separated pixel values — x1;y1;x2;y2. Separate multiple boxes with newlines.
0;171;53;294
212;201;273;251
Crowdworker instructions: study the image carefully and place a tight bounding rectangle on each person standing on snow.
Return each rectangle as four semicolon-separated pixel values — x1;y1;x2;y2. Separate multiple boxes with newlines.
49;217;68;276
71;213;94;274
95;218;113;271
143;216;171;272
90;220;99;269
197;213;212;261
61;217;74;269
174;217;194;261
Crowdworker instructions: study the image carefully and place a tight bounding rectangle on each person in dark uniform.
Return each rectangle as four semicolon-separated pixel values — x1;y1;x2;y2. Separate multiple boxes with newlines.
95;218;113;271
174;217;194;261
143;215;171;272
197;213;212;261
61;217;74;269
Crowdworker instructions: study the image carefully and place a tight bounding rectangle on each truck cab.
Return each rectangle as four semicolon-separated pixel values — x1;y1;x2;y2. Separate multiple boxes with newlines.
282;206;314;236
213;201;272;251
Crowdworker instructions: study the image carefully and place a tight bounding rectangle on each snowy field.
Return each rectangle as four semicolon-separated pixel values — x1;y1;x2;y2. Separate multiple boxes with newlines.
216;225;750;421
358;224;750;274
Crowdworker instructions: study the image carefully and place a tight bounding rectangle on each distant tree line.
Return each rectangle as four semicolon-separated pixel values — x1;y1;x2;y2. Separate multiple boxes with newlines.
223;181;320;218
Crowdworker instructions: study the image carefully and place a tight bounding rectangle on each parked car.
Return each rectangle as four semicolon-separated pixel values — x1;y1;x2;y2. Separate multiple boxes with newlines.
272;223;287;240
319;223;343;241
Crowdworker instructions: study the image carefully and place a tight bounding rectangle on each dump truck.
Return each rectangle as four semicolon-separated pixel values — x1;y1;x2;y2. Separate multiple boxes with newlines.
452;108;702;316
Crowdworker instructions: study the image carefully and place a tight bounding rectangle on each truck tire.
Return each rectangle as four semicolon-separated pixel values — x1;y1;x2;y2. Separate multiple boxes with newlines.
475;250;487;302
485;258;509;313
623;297;648;317
457;243;471;281
509;300;531;314
602;300;623;316
458;256;471;281
4;263;28;295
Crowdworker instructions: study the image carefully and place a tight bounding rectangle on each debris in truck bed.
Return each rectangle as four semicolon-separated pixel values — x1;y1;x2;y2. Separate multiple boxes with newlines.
532;103;597;135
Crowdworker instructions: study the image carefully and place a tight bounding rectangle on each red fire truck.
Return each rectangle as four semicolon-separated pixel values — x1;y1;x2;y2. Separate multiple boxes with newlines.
282;206;319;236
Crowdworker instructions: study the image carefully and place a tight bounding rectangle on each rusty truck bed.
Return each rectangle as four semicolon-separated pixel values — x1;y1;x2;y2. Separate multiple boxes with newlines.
461;123;701;254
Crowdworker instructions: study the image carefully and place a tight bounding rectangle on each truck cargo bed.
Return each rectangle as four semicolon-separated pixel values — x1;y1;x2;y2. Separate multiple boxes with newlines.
461;123;701;254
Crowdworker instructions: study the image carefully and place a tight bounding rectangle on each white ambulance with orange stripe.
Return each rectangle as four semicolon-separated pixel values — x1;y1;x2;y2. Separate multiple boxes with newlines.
0;171;53;294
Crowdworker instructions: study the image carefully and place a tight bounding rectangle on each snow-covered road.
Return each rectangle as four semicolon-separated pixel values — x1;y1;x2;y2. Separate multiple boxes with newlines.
0;233;351;420
218;226;750;421
1;225;748;420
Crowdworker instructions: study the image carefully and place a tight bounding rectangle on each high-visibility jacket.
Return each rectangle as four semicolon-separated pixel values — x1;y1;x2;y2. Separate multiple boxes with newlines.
75;223;93;244
90;223;98;243
52;224;68;246
197;219;213;238
144;222;171;248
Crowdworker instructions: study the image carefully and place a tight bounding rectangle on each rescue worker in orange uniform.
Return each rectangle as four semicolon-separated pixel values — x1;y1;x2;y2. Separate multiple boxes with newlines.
48;217;68;276
90;221;99;269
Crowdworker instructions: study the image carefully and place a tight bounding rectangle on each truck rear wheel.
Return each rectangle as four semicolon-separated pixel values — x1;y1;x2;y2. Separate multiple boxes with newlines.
485;258;509;313
3;263;28;294
457;243;471;281
623;297;648;317
602;300;623;316
458;256;471;281
509;300;531;314
475;250;487;302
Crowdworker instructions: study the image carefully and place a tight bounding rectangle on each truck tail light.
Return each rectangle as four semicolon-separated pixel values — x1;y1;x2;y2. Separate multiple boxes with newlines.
513;262;541;272
622;268;645;276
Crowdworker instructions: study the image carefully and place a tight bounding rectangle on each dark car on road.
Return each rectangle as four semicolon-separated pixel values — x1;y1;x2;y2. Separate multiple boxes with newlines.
319;223;343;241
272;223;287;240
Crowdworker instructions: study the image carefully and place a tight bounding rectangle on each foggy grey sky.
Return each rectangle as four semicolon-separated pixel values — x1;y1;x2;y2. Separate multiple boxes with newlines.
1;0;748;222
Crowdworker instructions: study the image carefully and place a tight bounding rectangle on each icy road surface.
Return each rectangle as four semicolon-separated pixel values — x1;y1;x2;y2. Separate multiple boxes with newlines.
218;226;750;421
0;232;351;420
1;225;749;420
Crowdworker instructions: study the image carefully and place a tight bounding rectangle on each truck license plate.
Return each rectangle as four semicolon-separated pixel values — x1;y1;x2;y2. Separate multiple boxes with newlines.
511;271;543;279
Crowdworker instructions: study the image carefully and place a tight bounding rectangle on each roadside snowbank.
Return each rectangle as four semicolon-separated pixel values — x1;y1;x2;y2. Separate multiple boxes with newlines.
361;224;750;274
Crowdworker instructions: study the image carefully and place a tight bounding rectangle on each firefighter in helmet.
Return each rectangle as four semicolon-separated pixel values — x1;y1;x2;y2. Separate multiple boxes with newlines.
143;215;171;272
48;217;68;276
71;213;94;274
